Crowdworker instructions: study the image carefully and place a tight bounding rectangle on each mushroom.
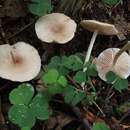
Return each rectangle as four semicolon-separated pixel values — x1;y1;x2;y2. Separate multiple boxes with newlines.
80;20;118;72
0;42;41;82
94;48;130;81
35;13;77;44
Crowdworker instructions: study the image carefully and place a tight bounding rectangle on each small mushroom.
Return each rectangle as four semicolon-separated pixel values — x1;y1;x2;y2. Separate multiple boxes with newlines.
35;13;77;44
94;48;130;81
0;42;41;82
80;20;118;72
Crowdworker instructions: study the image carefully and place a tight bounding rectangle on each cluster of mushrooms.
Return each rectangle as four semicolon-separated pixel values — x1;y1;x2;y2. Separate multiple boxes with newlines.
1;13;130;82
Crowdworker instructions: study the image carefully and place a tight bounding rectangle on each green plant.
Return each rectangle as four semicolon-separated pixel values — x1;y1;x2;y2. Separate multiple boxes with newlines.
42;69;68;94
92;122;110;130
28;0;52;16
8;53;98;129
8;52;128;129
106;71;128;92
64;85;86;106
102;0;122;6
8;84;51;130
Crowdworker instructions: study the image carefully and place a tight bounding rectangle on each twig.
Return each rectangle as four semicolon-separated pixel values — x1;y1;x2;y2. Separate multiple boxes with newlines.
67;75;81;89
105;85;115;102
118;110;130;124
106;92;115;100
7;20;36;40
0;19;9;44
83;107;104;123
92;101;106;117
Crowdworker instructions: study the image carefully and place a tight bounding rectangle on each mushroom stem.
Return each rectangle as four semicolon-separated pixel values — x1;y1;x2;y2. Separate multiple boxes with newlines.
113;41;130;65
83;30;98;72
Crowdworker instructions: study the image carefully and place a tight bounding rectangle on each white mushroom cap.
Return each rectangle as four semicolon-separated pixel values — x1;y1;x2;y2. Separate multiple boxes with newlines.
94;48;130;81
35;13;77;44
80;20;118;35
0;42;41;82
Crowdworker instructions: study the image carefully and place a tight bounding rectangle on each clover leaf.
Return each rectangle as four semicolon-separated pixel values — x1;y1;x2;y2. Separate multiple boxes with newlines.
106;71;117;83
64;85;86;106
21;127;31;130
9;84;34;105
71;91;86;106
9;84;51;130
28;0;52;16
57;76;68;87
92;122;110;130
47;76;67;94
64;86;76;104
113;78;128;92
48;56;61;69
102;0;121;6
42;69;59;84
106;71;128;92
30;93;50;120
8;104;36;128
74;71;87;84
42;69;68;94
48;56;69;76
86;63;98;77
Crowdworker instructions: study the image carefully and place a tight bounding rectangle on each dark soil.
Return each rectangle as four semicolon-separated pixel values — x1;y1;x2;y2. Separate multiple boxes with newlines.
0;0;130;130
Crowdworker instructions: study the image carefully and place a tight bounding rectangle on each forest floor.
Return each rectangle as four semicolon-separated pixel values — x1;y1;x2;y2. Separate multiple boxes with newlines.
0;0;130;130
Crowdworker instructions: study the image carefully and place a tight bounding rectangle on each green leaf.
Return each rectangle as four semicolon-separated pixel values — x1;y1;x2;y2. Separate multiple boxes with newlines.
62;56;73;69
62;55;83;71
64;86;86;106
21;127;31;130
9;84;34;105
106;71;117;83
42;69;59;84
71;91;86;106
48;56;61;69
69;55;83;71
42;69;67;94
28;0;52;16
50;56;61;64
74;71;86;84
87;63;98;76
48;56;69;76
30;93;50;120
75;53;85;61
48;84;65;94
8;104;36;128
57;76;67;87
58;66;69;75
92;122;110;130
113;78;128;92
106;71;128;92
102;0;121;6
64;86;76;104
